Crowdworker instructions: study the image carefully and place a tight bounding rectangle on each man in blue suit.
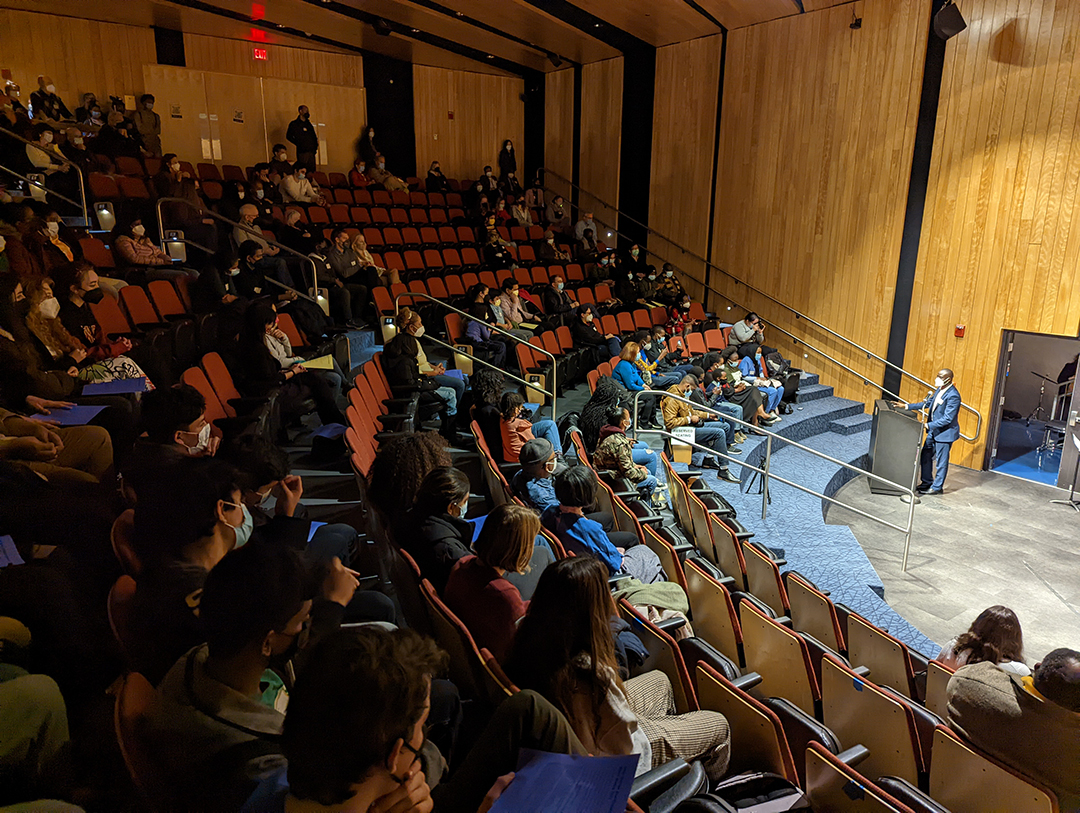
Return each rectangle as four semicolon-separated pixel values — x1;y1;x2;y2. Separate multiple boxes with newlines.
894;368;962;495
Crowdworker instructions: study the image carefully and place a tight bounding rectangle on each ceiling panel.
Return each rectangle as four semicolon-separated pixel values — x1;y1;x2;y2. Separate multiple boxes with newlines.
565;0;722;46
694;0;802;29
433;0;619;64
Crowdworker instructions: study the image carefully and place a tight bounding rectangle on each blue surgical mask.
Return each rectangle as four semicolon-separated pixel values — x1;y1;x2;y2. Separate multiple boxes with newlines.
226;503;253;547
755;351;762;360
556;282;564;291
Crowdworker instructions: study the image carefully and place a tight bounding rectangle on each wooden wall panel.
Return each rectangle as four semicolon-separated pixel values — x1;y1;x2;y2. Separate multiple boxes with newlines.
142;65;212;165
203;72;267;170
182;33;364;87
711;0;927;412
262;79;367;173
579;58;623;234
413;66;525;183
650;35;723;306
905;0;1080;466
544;69;575;201
0;9;155;106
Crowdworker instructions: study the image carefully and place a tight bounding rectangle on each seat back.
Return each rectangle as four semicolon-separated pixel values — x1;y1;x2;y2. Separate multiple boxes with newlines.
704;329;725;350
846;613;916;698
683;486;718;565
632;308;652;330
110;508;141;576
695;663;798;783
740;600;819;717
784;571;845;654
391;549;433;638
601;314;619;335
929;726;1057;813
90;295;133;338
710;514;747;589
200;352;242;417
686;333;707;355
742;542;790;616
617;311;636;334
617;599;697;713
180;366;229;426
146;280;187;318
113;671;165;796
108;574;139;659
684;558;743;667
805;742;915;813
923;660;954;720
586;369;600;393
820;653;921;784
641;523;687;592
80;236;116;268
659;454;692;536
119;285;162;327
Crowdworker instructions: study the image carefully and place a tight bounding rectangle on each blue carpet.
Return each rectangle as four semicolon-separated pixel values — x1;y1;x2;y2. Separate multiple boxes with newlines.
989;420;1061;486
656;373;940;658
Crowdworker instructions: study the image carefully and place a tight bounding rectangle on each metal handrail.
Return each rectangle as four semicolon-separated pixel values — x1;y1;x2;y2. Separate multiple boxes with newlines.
155;197;320;298
631;389;921;571
0;164;82;209
393;292;559;420
1;129;89;225
541;166;982;442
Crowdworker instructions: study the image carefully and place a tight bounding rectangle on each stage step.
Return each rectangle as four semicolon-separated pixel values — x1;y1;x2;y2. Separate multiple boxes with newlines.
829;414;873;436
796;383;834;403
799;372;820;387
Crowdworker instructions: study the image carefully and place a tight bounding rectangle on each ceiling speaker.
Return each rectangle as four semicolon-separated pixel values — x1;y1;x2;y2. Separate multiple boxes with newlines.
934;2;967;40
373;18;392;36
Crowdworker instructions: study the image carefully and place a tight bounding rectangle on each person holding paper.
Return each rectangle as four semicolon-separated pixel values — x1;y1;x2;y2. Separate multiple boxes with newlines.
498;279;541;335
507;556;731;781
262;307;347;410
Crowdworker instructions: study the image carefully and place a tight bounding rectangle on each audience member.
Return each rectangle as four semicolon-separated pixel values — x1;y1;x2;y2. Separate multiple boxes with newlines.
478;165;499;196
279;162;323;204
524;171;545;209
366;432;451;539
538;230;571;264
268;144;292;179
719;347;774;428
425;160;449;193
737;348;784;418
541;271;575;326
728;311;766;357
655;263;685;305
499;391;562;464
357;125;378;167
444;502;535;661
131;94;161;156
612;342;660;429
348;157;370;188
352;233;400;286
383;317;456;438
508;556;730;779
947;647;1080;808
287;105;319;171
938;605;1030;676
471;367;507;458
497;139;517;178
546;195;570;233
29;76;71;124
501;172;524;201
497;278;539;334
399;466;473;592
94;111;140;161
0;405;112;485
574;210;599;245
0;671;73;806
368;154;408;192
571;306;621;366
593;406;660;500
73;91;97;124
493;198;511;227
112;218;194;282
667;292;698;336
540;466;659;581
465;296;508;368
662;375;741;481
395;307;466;412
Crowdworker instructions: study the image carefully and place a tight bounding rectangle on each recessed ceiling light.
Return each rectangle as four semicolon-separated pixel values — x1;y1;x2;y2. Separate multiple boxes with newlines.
411;28;419;32
486;54;494;58
456;10;464;16
594;23;601;27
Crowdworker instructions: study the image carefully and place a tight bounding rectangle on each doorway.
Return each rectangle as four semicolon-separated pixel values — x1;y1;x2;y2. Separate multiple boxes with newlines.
986;330;1080;488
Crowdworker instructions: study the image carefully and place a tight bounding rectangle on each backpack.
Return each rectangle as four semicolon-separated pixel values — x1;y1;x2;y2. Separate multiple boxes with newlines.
764;350;791;376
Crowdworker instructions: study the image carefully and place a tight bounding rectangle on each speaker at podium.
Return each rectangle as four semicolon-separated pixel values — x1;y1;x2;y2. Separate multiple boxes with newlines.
868;399;923;495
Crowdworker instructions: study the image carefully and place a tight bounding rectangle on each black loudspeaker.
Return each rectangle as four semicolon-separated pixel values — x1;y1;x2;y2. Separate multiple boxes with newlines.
934;2;967;40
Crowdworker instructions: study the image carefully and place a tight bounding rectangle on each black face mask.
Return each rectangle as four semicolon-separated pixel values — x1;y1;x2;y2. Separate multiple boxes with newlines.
83;287;104;305
14;299;31;318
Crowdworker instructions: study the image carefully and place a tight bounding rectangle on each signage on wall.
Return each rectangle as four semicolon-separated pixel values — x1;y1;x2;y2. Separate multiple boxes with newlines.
253;47;268;61
233;110;244;123
170;104;182;119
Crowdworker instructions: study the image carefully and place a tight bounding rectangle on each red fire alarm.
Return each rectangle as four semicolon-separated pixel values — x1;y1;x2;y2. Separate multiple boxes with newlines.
955;324;965;338
253;47;268;61
448;111;455;120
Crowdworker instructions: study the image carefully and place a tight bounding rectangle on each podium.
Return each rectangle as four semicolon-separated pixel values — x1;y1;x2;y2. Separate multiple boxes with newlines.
868;399;923;495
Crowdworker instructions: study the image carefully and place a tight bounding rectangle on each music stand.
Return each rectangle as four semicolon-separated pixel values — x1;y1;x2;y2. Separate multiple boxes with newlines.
1026;370;1055;425
1049;432;1080;512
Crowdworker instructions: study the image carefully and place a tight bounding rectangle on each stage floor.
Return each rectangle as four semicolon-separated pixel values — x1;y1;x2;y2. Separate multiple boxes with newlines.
827;467;1080;662
989;419;1062;486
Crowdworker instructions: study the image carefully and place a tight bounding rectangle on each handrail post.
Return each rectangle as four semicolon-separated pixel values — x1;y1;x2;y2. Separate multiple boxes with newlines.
762;435;772;522
901;426;924;572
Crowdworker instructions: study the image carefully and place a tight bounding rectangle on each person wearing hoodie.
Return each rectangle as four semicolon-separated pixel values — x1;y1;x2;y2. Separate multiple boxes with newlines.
592;407;659;501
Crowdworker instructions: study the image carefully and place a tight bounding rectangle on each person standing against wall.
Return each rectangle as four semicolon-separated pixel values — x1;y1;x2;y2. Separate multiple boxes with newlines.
287;105;318;172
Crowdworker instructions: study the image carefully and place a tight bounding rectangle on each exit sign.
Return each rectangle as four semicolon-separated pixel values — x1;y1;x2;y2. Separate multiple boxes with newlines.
253;47;268;61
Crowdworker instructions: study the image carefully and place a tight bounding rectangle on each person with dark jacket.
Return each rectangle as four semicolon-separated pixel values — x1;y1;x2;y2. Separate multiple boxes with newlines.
571;306;621;366
357;125;378;167
400;467;473;593
498;139;517;179
538;230;572;264
286;105;319;171
425;160;450;193
382;329;454;438
541;272;576;328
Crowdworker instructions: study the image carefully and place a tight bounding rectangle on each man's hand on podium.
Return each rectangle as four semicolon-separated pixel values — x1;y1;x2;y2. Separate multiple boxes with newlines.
891;401;907;409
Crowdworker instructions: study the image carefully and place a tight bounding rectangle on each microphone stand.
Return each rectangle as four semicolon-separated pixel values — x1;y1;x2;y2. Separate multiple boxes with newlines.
1049;432;1080;512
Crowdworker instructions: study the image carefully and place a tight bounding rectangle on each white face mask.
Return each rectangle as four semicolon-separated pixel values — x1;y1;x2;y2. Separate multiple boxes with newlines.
228;265;240;277
412;325;425;338
145;102;154;110
43;131;54;143
132;224;145;237
46;221;59;236
666;270;673;278
73;137;83;145
377;163;385;170
544;459;557;473
255;189;264;199
358;166;365;173
237;191;245;200
935;377;945;388
46;84;56;94
648;274;656;281
91;111;101;120
39;297;60;319
182;423;212;455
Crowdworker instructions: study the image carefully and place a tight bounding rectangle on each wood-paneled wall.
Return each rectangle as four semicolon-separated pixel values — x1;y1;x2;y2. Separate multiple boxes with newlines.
0;9;155;105
579;58;623;233
649;35;723;305
711;1;928;410
182;33;365;87
544;69;575;201
904;0;1080;466
413;66;524;183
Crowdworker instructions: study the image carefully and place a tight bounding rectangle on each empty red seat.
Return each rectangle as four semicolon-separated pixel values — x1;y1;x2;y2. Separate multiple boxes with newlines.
312;171;330;188
427;277;448;298
513;268;532;286
518;246;536;263
409;192;428;208
404;251;425;272
350;206;371;224
383;228;403;247
372;190;392;207
456;226;475;244
328;204;350;224
119;285;163;327
427;192;446;208
308;207;330;225
354;190;373;206
442;248;463;269
363;228;384;248
371;208;390;224
391;191;410;208
423;250;444;271
196;163;221;181
222;164;245;182
117;176;150;199
115;156;144;176
461;247;481;268
332;188;353;204
401;227;421;247
328;172;348;188
445;275;465;297
80;236;115;268
89;173;121;200
420;227;439;246
438;226;457;245
410;209;429;225
429;209;448;224
201;180;223;201
147;280;187;318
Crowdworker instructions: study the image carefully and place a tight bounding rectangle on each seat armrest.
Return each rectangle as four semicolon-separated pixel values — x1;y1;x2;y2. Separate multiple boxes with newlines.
637;515;665;526
851;665;871;678
731;671;762;691
655;616;686;635
629;759;694;807
837;745;871;767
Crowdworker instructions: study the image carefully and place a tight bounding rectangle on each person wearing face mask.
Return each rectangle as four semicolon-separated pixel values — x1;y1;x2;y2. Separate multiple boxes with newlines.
546;195;570;234
269;144;292;180
400;466;476;592
662;375;742;480
737;348;784;419
287;104;319;172
4;82;27;117
493;196;512;227
28;75;71;124
59;124;98;174
144;540;359;811
499;390;564;466
425;160;449;193
348;157;370;188
524;170;545;209
24;214;76;272
247;179;275;223
394;307;466;410
251;162;282;203
131;94;161;156
73;92;96;124
571;305;621;366
498;279;540;335
25;123;70;179
498;139;517;179
275;207;317;255
594;406;663;501
541;272;576;328
234;203;290;280
357;124;378;167
217;180;249;222
893;369;962;495
351;233;400;287
323;226;370;327
367;153;408;192
667;293;698;337
655;263;685;306
538;230;571;264
500;171;524;201
279;162;322;204
478;164;499;197
509;196;533;227
112;218;196;282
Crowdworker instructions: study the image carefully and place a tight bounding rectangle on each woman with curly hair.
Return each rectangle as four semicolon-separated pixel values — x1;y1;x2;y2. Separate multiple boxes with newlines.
471;367;506;459
579;376;658;474
366;431;451;539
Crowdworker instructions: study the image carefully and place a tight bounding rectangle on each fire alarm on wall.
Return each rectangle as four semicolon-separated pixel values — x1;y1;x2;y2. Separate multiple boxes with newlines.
955;324;965;338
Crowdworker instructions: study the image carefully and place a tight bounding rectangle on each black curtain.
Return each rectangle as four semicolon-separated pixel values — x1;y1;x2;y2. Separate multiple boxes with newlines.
361;52;416;179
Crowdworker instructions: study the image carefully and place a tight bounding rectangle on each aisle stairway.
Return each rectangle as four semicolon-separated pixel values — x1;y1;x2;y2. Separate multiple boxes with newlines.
669;373;939;657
